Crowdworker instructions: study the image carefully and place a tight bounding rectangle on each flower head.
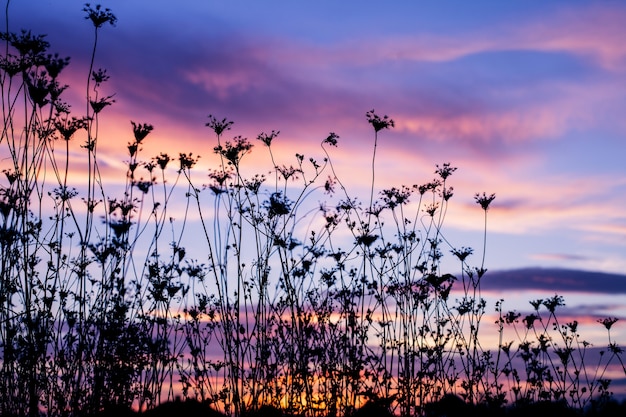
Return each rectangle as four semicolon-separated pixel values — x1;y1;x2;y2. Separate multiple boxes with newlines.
598;317;619;331
154;153;170;170
214;136;252;167
323;132;339;146
206;114;234;136
452;247;473;262
44;53;70;79
257;130;279;147
131;121;153;143
25;71;52;107
54;116;88;141
84;4;117;28
90;95;115;114
179;153;200;171
475;192;496;211
91;68;110;85
435;163;457;180
5;29;49;56
366;109;395;132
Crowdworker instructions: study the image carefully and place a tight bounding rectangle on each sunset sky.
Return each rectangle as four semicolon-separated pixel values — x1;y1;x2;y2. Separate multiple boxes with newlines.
7;1;626;318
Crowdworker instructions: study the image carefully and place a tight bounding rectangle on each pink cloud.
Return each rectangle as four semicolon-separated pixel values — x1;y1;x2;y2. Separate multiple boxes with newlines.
395;106;570;144
183;68;261;100
519;5;626;71
336;4;626;71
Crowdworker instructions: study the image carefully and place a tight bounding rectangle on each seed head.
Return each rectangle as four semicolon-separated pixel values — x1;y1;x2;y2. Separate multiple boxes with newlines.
475;192;496;211
366;109;395;132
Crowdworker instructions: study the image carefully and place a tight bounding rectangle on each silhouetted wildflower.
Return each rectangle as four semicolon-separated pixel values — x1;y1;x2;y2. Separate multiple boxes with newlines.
155;153;170;170
324;176;337;194
49;80;68;101
83;197;101;213
36;121;55;140
53;100;71;114
324;212;340;229
144;161;156;173
208;169;231;186
265;191;292;217
207;185;225;196
133;179;153;194
90;94;115;113
598;317;619;330
214;136;252;167
51;186;78;202
543;295;565;313
566;320;578;333
0;54;26;77
25;71;51;107
523;314;538;329
108;220;131;238
475;192;496;210
84;4;117;28
127;142;138;158
257;130;279;147
108;198;136;216
323;132;339;146
5;29;49;56
441;186;454;201
474;266;487;278
131;121;153;143
244;174;265;194
356;232;378;247
91;68;110;85
207;169;232;195
206;114;233;136
417;180;441;195
3;169;20;185
88;239;116;264
530;299;543;311
452;247;473;262
380;186;412;209
366;109;395;132
425;203;439;217
504;311;521;324
179;153;199;170
44;53;70;78
456;298;473;315
277;165;301;181
54;116;88;141
435;162;457;180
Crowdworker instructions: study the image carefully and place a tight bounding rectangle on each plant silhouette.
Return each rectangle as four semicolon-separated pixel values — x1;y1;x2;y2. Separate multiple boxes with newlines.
0;3;625;417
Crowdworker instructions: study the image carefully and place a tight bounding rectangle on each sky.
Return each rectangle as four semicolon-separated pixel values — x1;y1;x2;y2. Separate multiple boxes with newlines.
5;1;626;323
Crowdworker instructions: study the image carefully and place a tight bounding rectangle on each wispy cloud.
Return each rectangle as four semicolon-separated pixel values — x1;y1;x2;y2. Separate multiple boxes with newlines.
530;253;591;262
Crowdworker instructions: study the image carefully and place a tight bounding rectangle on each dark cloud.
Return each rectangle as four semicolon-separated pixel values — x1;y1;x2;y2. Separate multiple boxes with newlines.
482;267;626;294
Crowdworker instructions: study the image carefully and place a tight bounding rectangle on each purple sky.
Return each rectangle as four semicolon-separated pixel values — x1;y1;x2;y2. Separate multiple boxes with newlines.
4;2;626;399
7;1;626;297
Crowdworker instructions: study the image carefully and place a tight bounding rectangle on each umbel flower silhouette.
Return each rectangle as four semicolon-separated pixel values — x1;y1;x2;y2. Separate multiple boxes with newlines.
475;192;496;211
